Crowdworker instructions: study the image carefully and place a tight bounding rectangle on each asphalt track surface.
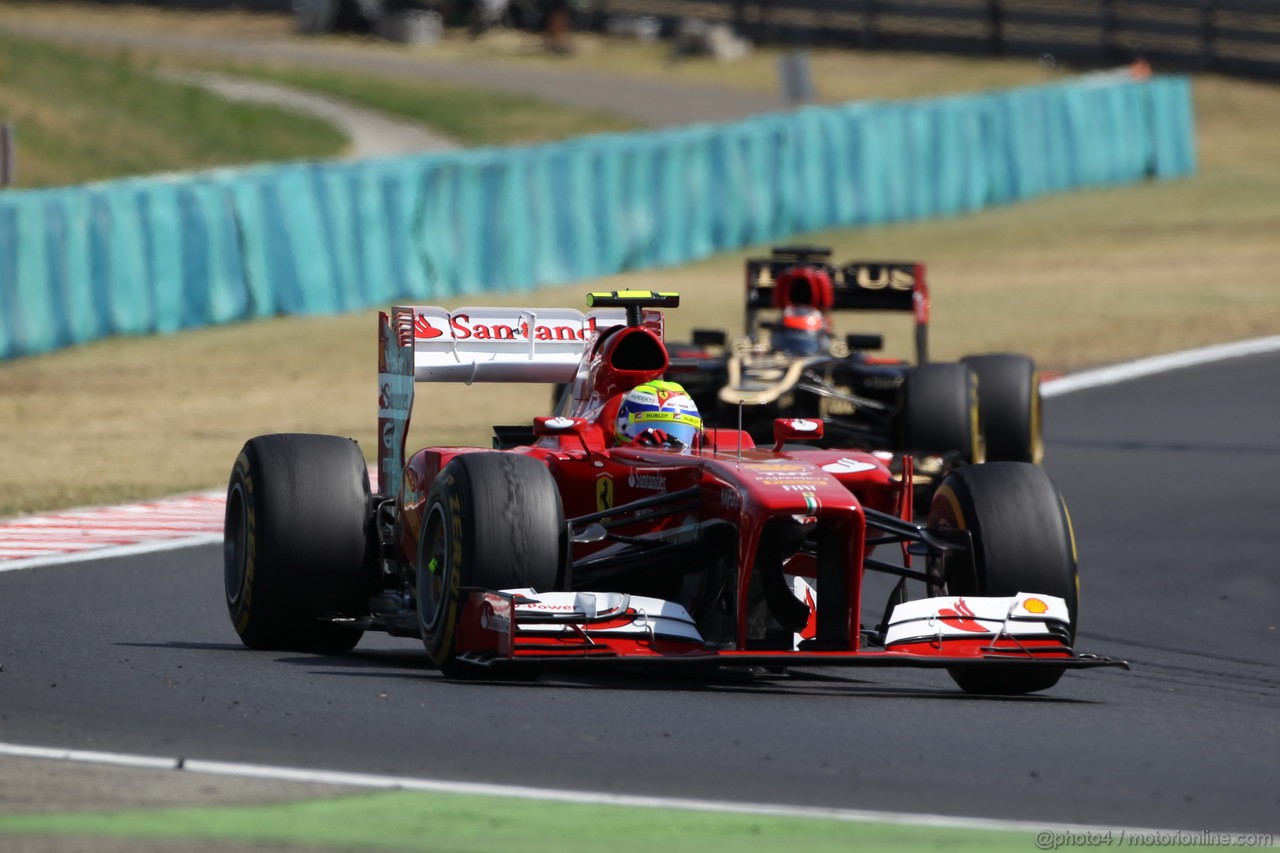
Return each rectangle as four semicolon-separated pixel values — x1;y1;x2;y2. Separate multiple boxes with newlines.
1;352;1277;835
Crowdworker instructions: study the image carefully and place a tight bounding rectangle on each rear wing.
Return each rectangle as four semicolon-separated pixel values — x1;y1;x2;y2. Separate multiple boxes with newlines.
376;303;659;495
744;246;931;362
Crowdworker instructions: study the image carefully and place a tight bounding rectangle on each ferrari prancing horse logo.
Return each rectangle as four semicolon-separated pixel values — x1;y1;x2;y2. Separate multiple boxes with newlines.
596;477;614;511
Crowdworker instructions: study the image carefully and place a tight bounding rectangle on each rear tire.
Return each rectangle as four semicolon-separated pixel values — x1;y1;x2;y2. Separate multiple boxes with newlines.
900;362;983;463
417;453;564;673
224;434;371;653
901;362;983;517
962;354;1043;463
927;462;1078;695
550;382;570;414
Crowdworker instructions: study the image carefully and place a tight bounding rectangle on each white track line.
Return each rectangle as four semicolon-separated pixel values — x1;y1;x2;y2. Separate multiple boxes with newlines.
0;535;222;573
0;741;1238;840
4;334;1279;574
1040;335;1280;397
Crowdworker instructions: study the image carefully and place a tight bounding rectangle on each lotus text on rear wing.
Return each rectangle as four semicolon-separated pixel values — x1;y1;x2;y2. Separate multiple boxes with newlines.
415;313;607;342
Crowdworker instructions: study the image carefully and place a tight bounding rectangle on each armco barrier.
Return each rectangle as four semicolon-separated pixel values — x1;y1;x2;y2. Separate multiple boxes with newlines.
0;74;1195;361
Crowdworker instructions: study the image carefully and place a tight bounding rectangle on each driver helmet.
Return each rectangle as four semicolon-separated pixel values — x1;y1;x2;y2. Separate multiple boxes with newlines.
773;305;830;356
614;380;702;451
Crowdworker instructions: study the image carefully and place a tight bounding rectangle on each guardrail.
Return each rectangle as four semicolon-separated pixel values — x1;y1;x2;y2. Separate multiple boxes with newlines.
40;0;1280;80
0;73;1194;361
603;0;1280;80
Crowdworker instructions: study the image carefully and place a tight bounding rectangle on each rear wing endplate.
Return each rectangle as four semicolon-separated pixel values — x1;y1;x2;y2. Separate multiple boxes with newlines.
375;304;655;495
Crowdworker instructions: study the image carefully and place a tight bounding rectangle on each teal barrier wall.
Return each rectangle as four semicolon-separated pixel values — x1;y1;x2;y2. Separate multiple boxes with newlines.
0;74;1195;361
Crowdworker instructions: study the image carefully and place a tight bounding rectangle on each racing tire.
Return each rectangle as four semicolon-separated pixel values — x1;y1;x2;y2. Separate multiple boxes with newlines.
224;434;371;653
927;462;1078;695
900;362;983;464
962;354;1043;464
417;453;564;674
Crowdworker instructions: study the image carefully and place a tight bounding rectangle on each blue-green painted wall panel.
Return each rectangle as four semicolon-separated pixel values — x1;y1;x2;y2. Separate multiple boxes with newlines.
0;75;1195;361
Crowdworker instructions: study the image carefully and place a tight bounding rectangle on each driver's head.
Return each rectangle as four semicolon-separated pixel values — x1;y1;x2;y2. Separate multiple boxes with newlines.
614;381;702;451
774;305;830;356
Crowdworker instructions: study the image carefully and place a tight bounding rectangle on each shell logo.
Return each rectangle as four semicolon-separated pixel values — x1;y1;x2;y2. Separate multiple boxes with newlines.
1022;597;1049;614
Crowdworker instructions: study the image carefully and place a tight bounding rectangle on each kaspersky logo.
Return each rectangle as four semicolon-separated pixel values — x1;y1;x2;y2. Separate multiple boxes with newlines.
936;598;988;633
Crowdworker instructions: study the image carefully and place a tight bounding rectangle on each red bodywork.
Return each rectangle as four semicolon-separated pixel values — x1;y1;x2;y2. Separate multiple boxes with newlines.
378;301;1110;674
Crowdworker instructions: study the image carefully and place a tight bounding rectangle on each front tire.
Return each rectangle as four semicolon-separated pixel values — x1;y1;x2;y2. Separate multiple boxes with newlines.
963;354;1043;463
224;434;371;653
927;462;1078;695
417;453;564;672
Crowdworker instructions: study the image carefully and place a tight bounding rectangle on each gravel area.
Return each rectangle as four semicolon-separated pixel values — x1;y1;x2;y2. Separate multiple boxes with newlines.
0;756;362;815
0;755;367;852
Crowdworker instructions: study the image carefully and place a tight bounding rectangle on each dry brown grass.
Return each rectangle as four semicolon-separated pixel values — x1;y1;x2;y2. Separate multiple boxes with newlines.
1;8;1277;517
0;4;295;39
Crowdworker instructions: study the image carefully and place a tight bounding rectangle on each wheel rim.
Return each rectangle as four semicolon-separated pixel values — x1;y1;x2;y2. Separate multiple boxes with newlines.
224;483;248;605
927;516;955;598
417;503;450;634
1030;379;1045;464
968;376;986;463
927;484;968;598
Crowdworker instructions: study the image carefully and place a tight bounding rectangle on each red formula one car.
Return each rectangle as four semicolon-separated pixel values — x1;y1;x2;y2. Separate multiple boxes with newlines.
223;292;1122;695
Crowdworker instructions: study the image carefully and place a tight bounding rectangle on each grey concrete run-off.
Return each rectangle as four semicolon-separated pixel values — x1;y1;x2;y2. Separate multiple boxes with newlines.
159;68;457;157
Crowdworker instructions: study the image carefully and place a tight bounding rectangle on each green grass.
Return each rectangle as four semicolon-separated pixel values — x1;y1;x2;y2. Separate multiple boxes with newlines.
0;31;348;188
0;788;1131;853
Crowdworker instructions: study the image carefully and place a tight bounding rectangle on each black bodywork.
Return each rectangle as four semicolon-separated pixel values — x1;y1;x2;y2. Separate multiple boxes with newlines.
664;246;935;454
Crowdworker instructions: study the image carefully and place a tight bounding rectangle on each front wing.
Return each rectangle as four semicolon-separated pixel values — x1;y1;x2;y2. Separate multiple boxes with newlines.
451;589;1127;672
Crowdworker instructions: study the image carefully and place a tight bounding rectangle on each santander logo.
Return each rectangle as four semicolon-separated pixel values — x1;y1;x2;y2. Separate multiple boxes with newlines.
414;316;444;339
936;598;988;633
800;586;818;640
414;312;601;342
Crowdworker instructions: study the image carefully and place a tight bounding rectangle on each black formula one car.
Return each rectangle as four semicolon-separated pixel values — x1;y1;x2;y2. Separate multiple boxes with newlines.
665;247;1044;510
